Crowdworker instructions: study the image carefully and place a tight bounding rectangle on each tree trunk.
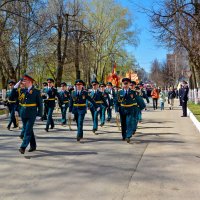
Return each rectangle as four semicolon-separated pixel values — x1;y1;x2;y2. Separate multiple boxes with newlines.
56;15;63;87
75;36;80;79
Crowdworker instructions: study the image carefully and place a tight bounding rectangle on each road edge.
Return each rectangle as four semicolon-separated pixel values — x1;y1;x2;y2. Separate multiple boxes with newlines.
187;107;200;133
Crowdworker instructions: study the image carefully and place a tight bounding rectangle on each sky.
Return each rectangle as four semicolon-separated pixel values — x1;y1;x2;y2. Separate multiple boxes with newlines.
119;0;169;72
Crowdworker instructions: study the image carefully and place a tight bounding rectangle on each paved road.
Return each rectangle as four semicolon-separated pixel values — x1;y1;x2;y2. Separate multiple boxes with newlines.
0;100;200;200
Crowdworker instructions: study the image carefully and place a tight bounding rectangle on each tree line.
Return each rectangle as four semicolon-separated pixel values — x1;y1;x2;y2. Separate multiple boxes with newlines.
0;0;139;88
149;0;200;88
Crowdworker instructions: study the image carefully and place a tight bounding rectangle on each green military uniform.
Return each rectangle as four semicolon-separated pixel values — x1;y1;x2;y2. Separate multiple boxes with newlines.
11;75;43;154
58;83;70;125
6;81;18;130
41;82;48;120
45;78;62;132
115;88;139;141
88;87;108;133
69;79;98;141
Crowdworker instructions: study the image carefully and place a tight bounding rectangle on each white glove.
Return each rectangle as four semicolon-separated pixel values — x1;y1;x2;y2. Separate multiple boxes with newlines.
15;111;19;116
110;106;112;109
116;112;120;117
14;80;21;89
68;112;72;119
97;107;100;111
62;104;65;108
36;116;42;121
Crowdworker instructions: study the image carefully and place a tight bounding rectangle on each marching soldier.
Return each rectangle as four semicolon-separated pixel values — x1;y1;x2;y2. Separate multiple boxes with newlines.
41;82;48;120
11;74;43;154
58;82;70;125
89;80;108;134
68;79;99;141
44;78;61;132
99;82;111;127
5;80;18;130
115;78;145;143
129;81;136;91
106;82;116;121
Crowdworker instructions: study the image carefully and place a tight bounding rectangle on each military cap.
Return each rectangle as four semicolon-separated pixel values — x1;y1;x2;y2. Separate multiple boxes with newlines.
61;82;67;86
122;78;131;83
130;81;136;85
47;78;54;82
99;82;106;87
75;79;84;85
42;82;48;86
8;80;16;85
91;79;99;84
106;82;112;86
22;74;35;82
135;86;140;90
139;81;144;86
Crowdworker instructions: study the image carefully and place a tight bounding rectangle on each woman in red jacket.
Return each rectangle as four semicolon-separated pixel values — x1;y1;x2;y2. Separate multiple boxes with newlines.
151;87;160;110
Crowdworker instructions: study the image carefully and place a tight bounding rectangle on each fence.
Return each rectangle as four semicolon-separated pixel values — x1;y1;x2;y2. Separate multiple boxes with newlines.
189;88;200;104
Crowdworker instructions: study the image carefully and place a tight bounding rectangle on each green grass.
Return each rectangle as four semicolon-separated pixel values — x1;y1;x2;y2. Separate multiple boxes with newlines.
188;102;200;122
0;110;6;115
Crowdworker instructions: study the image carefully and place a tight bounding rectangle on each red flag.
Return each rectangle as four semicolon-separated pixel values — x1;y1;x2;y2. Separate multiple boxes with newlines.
112;62;117;74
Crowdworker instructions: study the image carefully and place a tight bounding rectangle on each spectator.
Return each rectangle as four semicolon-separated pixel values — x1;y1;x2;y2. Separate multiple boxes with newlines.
181;81;189;117
159;88;166;110
168;87;176;110
151;87;159;110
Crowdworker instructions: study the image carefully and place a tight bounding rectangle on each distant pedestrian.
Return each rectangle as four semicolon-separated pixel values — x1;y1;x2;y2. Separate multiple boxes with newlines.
181;81;189;117
159;88;166;110
151;87;159;110
168;87;176;110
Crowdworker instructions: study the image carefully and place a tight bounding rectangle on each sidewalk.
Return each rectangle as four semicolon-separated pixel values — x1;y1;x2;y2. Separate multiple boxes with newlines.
0;100;200;200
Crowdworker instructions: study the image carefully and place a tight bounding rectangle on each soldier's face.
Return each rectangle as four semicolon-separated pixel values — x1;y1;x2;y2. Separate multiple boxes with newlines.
9;84;13;89
100;86;105;91
22;78;32;88
61;85;66;90
130;84;135;89
47;81;53;87
123;82;130;89
76;83;83;90
92;83;98;90
107;85;112;89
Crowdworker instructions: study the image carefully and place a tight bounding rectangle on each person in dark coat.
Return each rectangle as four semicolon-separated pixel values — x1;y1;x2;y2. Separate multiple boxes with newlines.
179;84;184;106
181;81;189;117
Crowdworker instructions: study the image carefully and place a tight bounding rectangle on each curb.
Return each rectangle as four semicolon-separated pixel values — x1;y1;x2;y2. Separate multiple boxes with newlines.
0;114;8;120
187;107;200;133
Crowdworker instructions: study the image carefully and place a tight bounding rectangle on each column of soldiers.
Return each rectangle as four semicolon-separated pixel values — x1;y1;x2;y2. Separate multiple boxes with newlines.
4;74;147;154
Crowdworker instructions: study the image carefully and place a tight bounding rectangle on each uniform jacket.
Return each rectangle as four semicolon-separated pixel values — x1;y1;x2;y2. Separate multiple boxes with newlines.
46;87;61;107
58;90;70;106
11;86;43;118
88;90;108;108
69;89;98;114
181;86;189;102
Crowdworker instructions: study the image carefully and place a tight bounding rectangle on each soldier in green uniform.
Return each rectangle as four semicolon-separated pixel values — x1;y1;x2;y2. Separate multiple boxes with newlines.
69;79;99;141
5;80;18;130
58;82;70;125
88;80;108;134
41;82;48;121
99;82;111;127
115;78;145;143
44;78;61;132
106;82;116;121
11;74;43;154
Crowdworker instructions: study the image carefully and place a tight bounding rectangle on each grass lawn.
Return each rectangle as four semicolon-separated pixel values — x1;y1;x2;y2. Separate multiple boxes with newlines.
188;102;200;122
